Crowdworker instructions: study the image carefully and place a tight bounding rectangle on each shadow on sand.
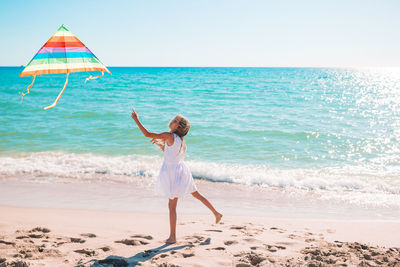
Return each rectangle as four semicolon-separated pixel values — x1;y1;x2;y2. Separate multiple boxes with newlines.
75;238;211;267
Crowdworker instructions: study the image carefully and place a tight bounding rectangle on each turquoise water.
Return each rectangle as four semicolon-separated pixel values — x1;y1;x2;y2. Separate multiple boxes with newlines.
1;67;399;208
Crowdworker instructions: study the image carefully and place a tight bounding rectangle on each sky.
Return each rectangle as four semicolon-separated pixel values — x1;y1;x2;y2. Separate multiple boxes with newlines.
0;0;399;67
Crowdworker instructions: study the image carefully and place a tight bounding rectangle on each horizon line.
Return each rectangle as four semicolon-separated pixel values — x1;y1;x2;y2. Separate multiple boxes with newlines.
1;65;400;69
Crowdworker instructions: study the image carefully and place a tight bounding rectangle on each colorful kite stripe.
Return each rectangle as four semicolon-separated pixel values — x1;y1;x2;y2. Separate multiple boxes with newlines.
20;25;110;77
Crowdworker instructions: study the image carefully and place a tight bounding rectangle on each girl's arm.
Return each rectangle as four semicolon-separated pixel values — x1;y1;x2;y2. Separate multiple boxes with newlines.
131;108;173;143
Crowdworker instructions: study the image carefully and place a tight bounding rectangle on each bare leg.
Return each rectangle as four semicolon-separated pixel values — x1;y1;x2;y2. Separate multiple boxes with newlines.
166;197;178;243
191;191;223;223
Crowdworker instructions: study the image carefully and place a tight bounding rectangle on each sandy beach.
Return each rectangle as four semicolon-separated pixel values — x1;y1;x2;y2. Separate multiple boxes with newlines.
1;206;400;266
0;178;399;267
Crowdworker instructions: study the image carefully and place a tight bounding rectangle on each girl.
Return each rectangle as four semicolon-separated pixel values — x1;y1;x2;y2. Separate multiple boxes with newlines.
131;108;223;244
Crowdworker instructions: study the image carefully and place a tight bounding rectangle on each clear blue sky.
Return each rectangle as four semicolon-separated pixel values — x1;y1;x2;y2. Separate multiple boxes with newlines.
1;0;399;67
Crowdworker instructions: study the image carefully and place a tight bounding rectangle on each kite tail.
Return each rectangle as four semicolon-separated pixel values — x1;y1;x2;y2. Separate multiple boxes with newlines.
20;75;36;104
85;71;104;84
44;73;69;110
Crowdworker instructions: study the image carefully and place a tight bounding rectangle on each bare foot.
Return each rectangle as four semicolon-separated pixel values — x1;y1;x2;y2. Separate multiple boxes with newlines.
215;212;223;224
165;237;176;244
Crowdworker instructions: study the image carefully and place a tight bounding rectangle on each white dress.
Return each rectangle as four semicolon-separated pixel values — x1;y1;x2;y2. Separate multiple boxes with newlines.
154;133;198;199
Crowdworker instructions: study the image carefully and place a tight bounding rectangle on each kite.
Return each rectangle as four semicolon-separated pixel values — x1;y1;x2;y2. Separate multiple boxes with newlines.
19;25;111;110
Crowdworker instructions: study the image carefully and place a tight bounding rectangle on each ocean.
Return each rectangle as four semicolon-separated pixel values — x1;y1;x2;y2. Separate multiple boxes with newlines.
1;67;399;214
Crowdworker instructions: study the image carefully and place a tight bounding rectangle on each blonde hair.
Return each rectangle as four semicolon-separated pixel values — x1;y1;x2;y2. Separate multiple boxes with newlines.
172;114;190;153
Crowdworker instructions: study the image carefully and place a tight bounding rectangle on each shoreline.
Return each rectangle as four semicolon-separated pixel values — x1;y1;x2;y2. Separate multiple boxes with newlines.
0;177;399;221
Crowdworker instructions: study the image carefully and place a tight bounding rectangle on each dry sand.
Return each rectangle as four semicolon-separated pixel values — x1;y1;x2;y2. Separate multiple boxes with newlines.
0;205;399;267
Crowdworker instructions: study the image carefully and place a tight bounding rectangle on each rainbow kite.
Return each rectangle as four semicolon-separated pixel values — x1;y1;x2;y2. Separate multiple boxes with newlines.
19;25;111;110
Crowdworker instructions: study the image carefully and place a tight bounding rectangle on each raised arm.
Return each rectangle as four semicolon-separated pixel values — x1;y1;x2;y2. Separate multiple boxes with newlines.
131;108;173;142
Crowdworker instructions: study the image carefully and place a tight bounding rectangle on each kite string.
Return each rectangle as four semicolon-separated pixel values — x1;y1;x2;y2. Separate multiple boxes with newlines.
20;75;36;104
44;72;69;110
85;71;104;84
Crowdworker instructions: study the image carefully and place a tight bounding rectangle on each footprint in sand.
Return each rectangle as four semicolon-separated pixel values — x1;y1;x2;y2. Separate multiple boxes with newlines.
287;234;303;240
29;227;51;234
28;234;44;239
224;240;238;245
234;251;267;266
185;235;205;245
114;239;149;246
275;241;297;248
55;241;66;247
130;234;153;240
206;247;225;251
264;244;286;252
264;245;276;252
305;238;316;243
70;237;86;243
36;247;63;258
99;246;111;252
252;228;265;235
230;225;264;236
17;249;34;259
0;240;16;246
230;225;246;230
80;233;96;238
230;225;262;236
182;252;195;258
270;227;286;233
22;245;62;260
74;248;97;256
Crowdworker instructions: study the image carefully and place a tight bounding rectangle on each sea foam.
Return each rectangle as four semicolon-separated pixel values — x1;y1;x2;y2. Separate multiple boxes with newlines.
1;151;399;209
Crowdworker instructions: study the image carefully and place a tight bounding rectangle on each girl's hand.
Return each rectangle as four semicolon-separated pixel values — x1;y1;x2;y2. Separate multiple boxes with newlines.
150;138;165;151
131;108;139;120
150;138;162;145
